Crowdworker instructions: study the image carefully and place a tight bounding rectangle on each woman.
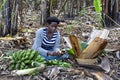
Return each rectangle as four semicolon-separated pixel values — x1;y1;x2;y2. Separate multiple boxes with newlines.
32;16;68;60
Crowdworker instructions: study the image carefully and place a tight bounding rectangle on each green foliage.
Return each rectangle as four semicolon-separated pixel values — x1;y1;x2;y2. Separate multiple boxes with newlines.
66;20;78;34
93;12;103;29
66;48;75;56
79;8;88;16
66;25;74;34
80;42;88;51
52;0;58;8
66;41;88;56
6;50;13;56
102;50;107;55
0;0;7;10
93;0;103;29
93;0;102;13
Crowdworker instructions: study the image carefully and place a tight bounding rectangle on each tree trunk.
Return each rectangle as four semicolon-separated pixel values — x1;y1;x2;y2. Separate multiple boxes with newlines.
83;0;86;8
18;0;23;26
46;0;50;18
119;0;120;11
0;1;3;37
68;0;74;18
50;0;52;16
0;0;18;37
3;0;11;36
57;0;67;17
103;0;119;27
40;0;47;25
111;0;118;24
77;0;81;15
10;0;18;35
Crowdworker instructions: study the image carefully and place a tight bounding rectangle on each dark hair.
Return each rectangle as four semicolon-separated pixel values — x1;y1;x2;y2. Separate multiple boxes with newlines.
46;16;60;24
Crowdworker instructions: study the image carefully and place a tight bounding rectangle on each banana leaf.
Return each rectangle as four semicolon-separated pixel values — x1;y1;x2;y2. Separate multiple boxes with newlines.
80;42;88;51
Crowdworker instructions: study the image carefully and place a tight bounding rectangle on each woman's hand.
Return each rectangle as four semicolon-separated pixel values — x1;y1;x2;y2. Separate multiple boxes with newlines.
52;51;64;56
47;51;60;56
52;52;59;56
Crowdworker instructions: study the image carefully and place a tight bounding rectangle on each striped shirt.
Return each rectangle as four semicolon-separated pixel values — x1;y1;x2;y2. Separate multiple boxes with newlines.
41;28;57;50
32;27;60;57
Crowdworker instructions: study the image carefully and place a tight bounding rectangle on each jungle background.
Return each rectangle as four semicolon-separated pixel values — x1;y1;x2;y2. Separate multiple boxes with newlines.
0;0;120;80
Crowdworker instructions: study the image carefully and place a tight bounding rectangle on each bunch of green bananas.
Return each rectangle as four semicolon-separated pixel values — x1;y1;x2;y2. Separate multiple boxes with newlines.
9;49;45;70
47;60;71;68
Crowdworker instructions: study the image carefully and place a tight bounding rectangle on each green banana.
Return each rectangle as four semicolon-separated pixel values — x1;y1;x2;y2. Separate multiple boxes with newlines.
9;64;15;70
37;57;45;62
12;53;16;61
20;50;25;58
24;60;31;64
29;51;36;60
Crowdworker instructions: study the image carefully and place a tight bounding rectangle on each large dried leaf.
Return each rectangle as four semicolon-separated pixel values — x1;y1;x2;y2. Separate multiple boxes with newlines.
20;27;34;33
76;58;97;65
63;37;72;48
47;67;60;79
92;72;113;80
0;37;23;41
78;64;105;72
79;37;107;59
116;51;120;59
69;35;82;57
99;57;110;73
87;28;102;44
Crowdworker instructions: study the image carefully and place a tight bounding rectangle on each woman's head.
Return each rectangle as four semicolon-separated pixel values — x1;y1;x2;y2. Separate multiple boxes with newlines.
46;17;60;33
46;16;60;24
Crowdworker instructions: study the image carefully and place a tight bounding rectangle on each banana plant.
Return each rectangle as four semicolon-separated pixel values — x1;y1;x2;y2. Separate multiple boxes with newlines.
93;0;102;13
93;0;103;29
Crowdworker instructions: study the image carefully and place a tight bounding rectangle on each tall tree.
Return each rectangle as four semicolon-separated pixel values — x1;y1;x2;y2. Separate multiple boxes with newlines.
3;0;11;36
103;0;119;26
40;0;47;25
0;0;18;37
10;0;18;35
0;1;3;37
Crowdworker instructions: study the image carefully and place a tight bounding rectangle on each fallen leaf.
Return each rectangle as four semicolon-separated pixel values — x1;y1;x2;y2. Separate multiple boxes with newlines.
116;51;120;59
92;72;113;80
76;58;97;65
99;57;110;73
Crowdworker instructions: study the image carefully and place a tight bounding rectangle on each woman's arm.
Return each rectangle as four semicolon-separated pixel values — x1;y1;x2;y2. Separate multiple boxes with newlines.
53;31;60;52
32;28;48;56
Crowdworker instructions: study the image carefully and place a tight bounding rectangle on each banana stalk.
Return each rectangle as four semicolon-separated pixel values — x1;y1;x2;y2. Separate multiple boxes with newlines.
11;64;46;76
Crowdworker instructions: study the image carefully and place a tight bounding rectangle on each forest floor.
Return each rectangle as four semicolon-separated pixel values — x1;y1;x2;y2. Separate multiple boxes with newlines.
0;10;120;80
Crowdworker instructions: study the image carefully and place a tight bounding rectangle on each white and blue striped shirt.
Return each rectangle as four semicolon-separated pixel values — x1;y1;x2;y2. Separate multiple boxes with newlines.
41;28;57;50
32;28;60;56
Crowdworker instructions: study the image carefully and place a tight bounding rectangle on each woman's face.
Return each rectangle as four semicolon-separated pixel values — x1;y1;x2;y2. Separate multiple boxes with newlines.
48;22;58;33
